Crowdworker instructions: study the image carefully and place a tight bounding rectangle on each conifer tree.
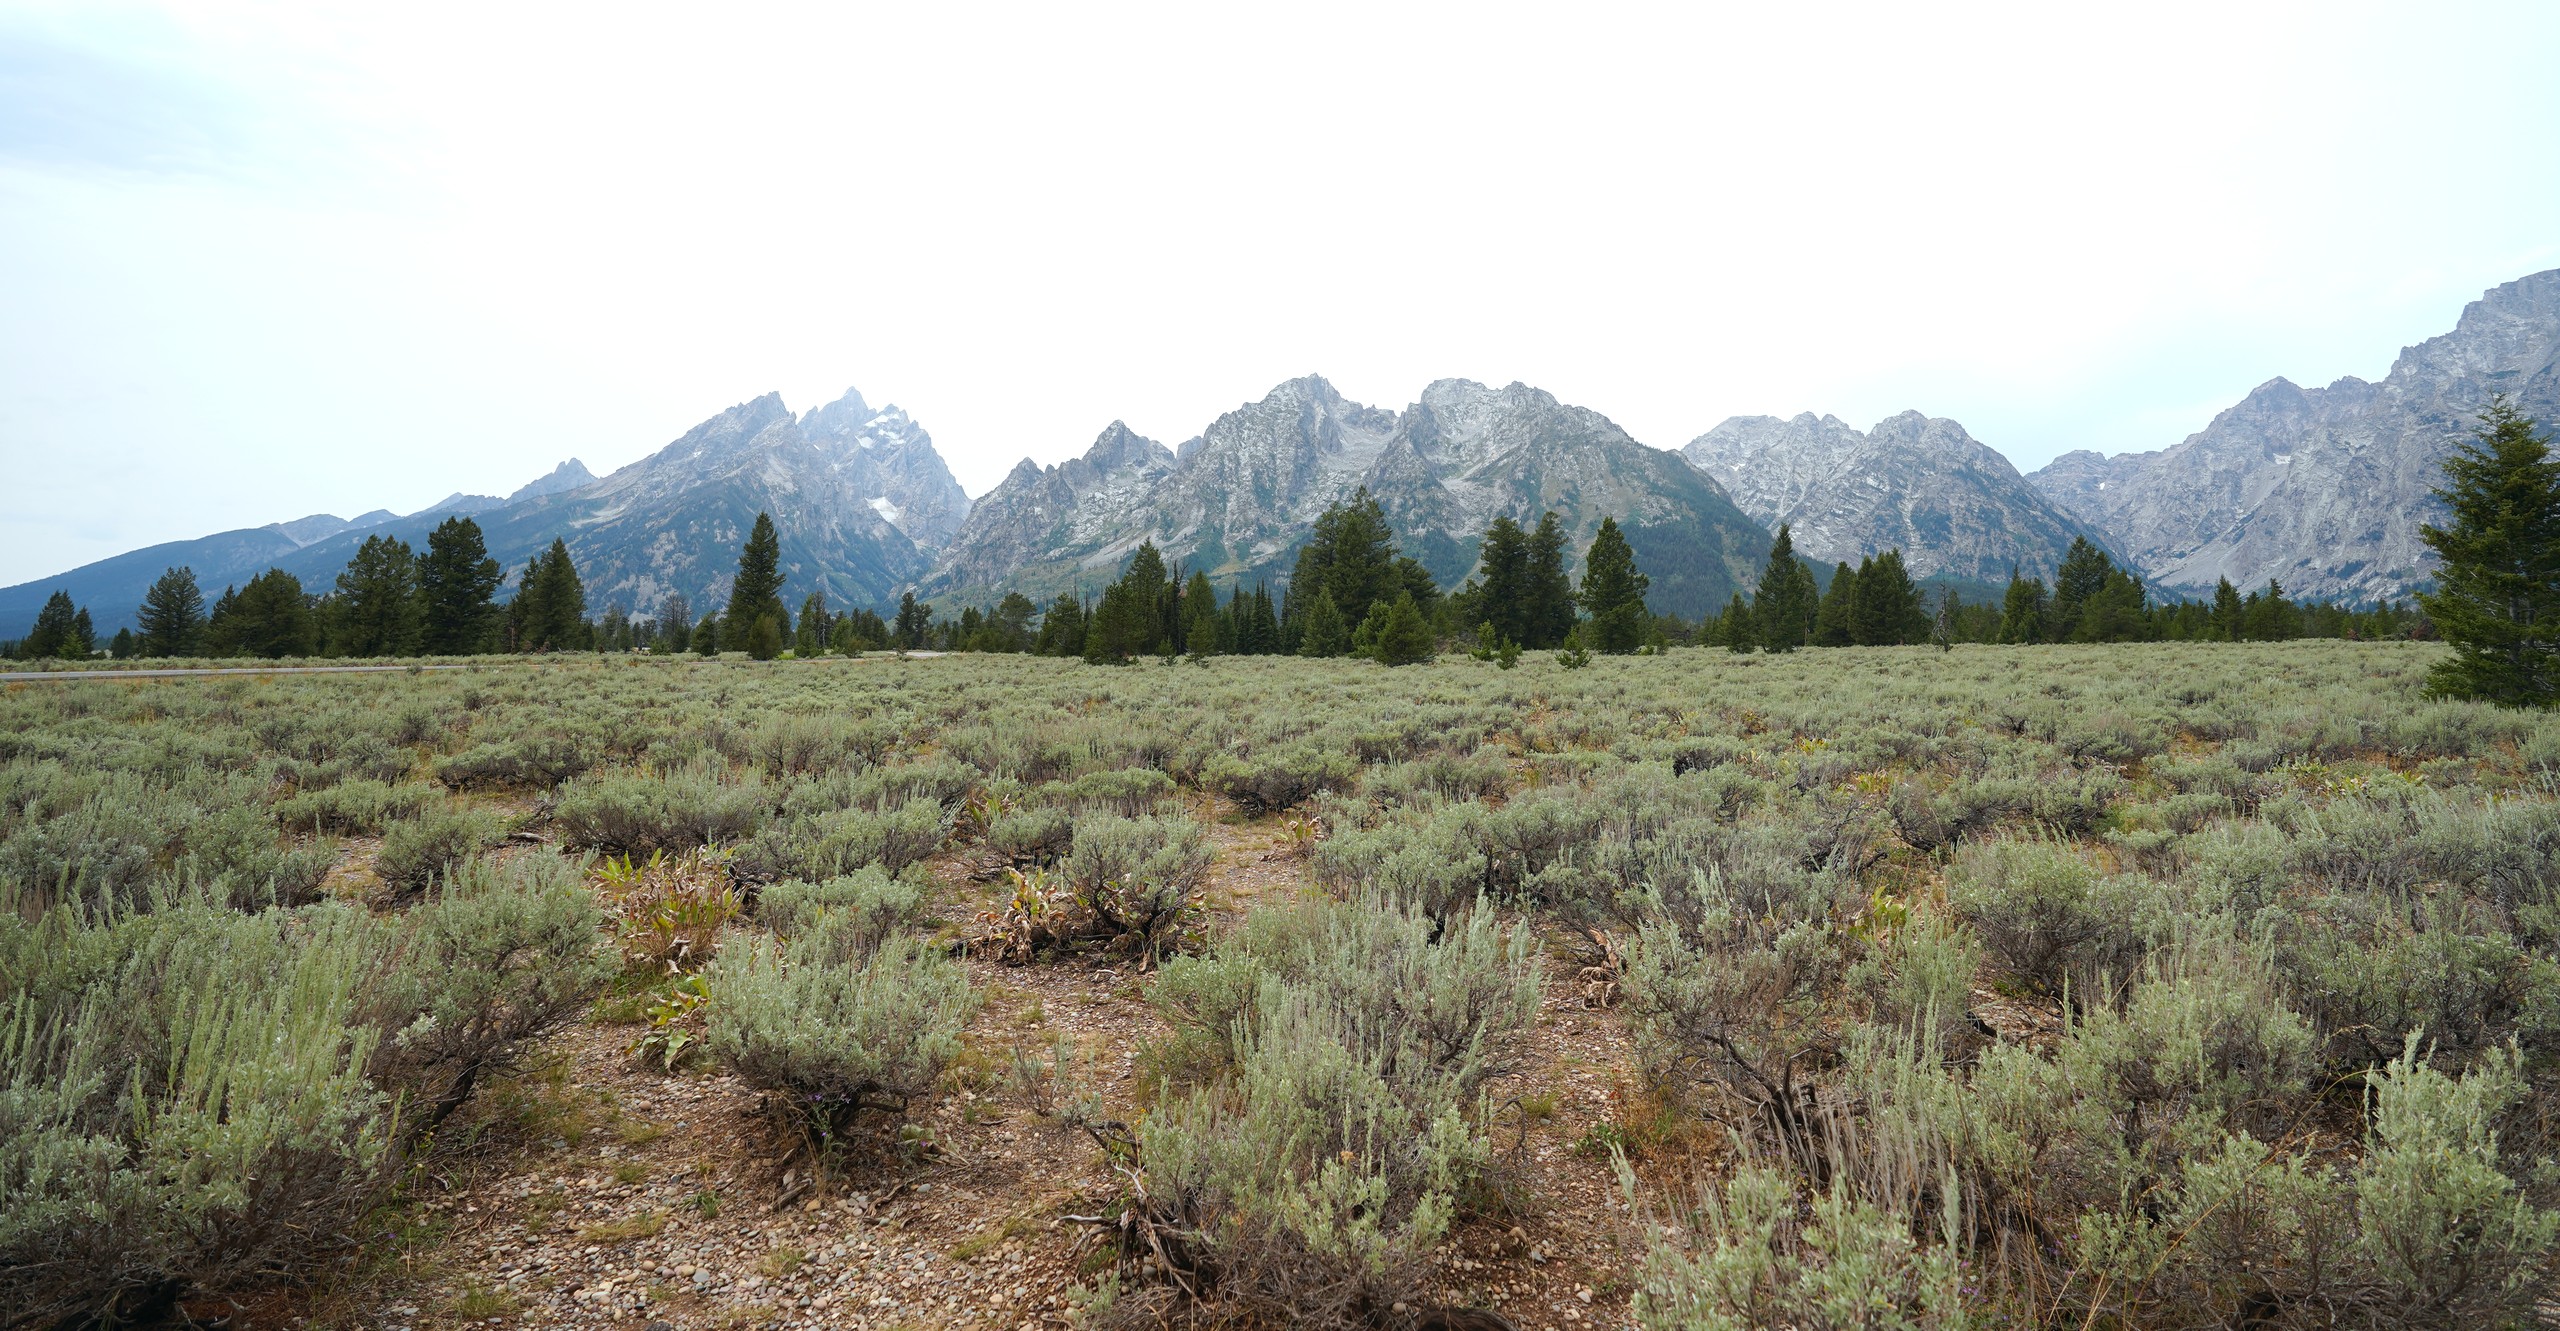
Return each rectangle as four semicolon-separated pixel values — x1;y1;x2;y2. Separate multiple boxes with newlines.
20;591;81;660
2074;569;2149;643
894;594;931;649
797;591;830;657
745;612;784;661
135;566;207;658
1522;513;1578;648
1556;624;1592;669
1373;591;1435;665
1751;525;1817;652
1813;561;1860;647
1181;570;1222;656
514;540;586;652
727;511;788;636
1289;489;1399;631
1475;515;1533;648
1998;571;2050;644
1297;591;1351;658
334;534;423;657
2416;399;2560;706
419;517;501;655
1577;516;1650;653
990;593;1032;650
1036;595;1087;657
694;614;722;656
2239;579;2296;642
1717;593;1756;653
2210;577;2244;642
211;569;314;659
109;627;136;659
1851;548;1923;645
2051;537;2114;640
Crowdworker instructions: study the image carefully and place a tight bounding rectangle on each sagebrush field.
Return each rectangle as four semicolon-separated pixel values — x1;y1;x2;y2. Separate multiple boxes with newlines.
5;643;2556;1330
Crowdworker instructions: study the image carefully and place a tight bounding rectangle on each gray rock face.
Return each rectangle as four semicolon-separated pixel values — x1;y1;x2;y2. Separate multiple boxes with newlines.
2029;269;2560;601
926;376;1769;618
1680;411;2095;586
797;388;973;550
507;459;597;504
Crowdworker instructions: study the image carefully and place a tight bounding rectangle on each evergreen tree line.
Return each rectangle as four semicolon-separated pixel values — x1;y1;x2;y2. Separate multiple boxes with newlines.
1017;489;1656;666
1689;525;2428;656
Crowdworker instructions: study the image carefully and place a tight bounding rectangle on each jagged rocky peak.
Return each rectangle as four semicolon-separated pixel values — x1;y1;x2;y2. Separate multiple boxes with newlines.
508;459;597;504
1079;420;1179;475
1680;409;2095;587
796;385;972;549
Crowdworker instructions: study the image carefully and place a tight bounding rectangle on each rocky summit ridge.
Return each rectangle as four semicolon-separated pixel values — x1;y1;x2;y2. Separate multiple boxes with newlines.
1681;410;2099;588
2029;268;2560;602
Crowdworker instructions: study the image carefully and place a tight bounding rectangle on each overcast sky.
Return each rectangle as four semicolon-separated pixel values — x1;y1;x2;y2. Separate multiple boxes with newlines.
4;3;2558;586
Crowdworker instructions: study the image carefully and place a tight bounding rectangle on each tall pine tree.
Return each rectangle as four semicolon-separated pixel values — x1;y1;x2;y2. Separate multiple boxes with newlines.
727;512;788;645
1752;524;1818;653
513;540;586;652
335;534;423;657
419;516;501;655
209;569;314;659
2051;537;2114;641
1813;561;1860;647
1851;548;1923;645
135;566;206;658
1522;512;1578;648
1717;593;1756;653
20;591;83;660
1474;514;1533;648
1577;516;1650;653
1998;570;2050;644
2420;399;2560;705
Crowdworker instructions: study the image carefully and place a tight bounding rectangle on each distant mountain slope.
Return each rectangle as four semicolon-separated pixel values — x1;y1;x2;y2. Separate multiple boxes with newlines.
925;376;1770;618
260;392;927;622
1682;410;2097;586
2028;268;2560;601
0;381;955;636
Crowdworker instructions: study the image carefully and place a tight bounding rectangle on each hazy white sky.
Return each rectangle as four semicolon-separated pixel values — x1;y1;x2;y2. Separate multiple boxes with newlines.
4;2;2557;585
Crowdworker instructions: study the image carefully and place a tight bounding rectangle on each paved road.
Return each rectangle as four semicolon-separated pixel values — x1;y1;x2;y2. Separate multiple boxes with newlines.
0;653;951;683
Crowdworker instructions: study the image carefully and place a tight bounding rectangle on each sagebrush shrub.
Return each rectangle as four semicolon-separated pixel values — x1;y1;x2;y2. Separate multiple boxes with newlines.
552;763;768;856
1062;813;1210;958
1118;896;1542;1327
1627;1164;1968;1331
1949;838;2151;998
705;917;976;1159
374;807;504;894
757;865;925;947
273;778;441;835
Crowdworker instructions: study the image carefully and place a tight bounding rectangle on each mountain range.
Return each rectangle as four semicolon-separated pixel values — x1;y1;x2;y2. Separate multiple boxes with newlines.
7;268;2555;639
928;376;1770;618
2024;268;2560;602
